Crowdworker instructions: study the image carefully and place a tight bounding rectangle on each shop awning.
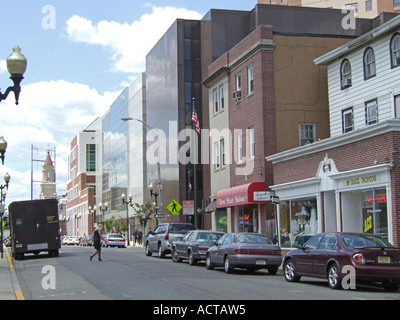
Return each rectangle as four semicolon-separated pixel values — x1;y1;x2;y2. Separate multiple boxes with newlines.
216;182;266;208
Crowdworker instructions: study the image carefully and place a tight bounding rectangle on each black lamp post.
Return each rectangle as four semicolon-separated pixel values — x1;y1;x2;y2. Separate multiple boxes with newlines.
121;193;132;246
0;46;27;105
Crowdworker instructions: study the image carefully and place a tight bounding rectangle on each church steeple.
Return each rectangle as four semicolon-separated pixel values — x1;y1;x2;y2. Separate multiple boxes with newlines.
40;151;56;199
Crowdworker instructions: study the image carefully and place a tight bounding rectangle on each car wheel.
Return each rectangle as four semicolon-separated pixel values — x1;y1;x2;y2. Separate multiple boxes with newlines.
188;251;197;266
284;259;301;282
158;244;165;258
205;254;214;270
224;256;233;274
145;243;152;256
171;248;182;263
327;263;342;289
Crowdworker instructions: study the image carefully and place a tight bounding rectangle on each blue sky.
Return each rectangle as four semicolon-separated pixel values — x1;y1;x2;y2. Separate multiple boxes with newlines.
0;0;255;205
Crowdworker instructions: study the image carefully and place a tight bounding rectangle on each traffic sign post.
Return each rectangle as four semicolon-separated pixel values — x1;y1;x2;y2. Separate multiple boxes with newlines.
270;195;280;204
166;199;182;216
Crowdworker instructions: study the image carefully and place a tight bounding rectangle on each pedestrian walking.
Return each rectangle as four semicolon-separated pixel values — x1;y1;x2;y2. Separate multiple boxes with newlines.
137;228;143;246
90;224;103;261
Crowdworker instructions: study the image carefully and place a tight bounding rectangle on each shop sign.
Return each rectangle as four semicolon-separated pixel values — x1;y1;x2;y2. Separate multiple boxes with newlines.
346;175;376;187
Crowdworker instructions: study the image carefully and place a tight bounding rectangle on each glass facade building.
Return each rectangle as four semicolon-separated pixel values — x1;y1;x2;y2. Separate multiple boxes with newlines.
102;89;128;220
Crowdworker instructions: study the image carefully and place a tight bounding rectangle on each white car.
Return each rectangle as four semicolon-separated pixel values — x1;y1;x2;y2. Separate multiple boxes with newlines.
66;236;80;245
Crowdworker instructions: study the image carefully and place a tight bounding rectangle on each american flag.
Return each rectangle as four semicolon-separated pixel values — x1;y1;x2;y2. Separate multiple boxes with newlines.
192;105;200;134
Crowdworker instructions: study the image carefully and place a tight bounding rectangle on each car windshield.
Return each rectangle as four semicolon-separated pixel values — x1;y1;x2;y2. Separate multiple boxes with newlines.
341;233;393;248
233;234;272;244
196;232;224;242
169;224;195;233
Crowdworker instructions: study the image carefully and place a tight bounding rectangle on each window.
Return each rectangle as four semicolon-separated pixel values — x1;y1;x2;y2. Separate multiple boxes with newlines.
247;65;254;95
342;107;354;133
365;99;378;125
340;59;352;89
365;0;372;11
391;33;400;68
213;88;218;114
233;73;242;100
237;131;243;163
395;0;400;7
363;47;376;79
220;138;225;167
249;126;255;159
86;144;96;172
299;123;315;146
219;85;224;110
395;95;400;118
214;141;220;170
345;3;358;13
304;234;324;250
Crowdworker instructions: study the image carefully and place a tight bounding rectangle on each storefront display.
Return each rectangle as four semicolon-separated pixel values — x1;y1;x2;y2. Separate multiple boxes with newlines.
279;198;317;248
238;204;258;233
361;188;388;240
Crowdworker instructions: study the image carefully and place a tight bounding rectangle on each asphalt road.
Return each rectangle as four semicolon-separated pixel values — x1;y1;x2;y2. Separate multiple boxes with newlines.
13;245;400;301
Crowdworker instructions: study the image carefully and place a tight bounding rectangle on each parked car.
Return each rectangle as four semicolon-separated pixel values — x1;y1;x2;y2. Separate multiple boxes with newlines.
103;233;126;248
172;230;225;265
283;232;400;291
145;222;195;258
206;233;282;274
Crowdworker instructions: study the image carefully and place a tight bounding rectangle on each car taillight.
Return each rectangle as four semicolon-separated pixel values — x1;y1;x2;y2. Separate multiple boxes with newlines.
165;233;169;241
352;253;365;265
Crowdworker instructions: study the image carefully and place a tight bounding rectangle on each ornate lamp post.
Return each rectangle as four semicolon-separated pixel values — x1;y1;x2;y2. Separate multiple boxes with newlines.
0;46;27;105
0;136;7;165
121;193;132;246
0;172;10;258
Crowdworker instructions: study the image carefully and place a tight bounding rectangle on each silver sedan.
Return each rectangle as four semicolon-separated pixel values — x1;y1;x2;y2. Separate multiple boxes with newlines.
206;233;282;274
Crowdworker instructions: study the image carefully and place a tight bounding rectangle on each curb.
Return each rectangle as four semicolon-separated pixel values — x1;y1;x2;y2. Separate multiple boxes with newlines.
4;247;25;300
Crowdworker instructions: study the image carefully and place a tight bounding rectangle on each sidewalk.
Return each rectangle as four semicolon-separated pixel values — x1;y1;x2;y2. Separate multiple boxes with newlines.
0;246;24;300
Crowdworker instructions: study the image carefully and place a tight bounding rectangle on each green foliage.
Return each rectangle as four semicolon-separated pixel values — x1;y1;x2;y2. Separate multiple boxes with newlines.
132;202;154;231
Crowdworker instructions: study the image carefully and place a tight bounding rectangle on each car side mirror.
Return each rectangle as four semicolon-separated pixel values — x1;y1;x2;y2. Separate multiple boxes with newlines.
297;244;307;250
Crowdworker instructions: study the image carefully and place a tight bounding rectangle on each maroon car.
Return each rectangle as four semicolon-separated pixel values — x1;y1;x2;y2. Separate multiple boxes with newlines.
283;232;400;291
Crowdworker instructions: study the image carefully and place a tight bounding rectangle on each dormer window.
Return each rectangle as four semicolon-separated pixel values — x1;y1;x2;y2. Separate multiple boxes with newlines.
340;59;352;89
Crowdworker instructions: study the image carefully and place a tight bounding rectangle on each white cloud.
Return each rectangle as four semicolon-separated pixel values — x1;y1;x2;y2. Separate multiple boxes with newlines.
0;59;6;74
65;5;202;74
0;80;119;203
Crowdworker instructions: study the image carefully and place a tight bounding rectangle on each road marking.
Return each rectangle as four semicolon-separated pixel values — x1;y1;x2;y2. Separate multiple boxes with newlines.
4;246;26;300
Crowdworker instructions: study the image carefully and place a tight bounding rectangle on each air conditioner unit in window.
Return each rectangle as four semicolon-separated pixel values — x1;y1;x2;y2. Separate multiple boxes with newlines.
232;90;241;100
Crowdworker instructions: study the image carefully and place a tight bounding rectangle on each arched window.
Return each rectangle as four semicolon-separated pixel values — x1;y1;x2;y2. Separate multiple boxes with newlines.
391;33;400;68
340;59;352;89
363;47;376;79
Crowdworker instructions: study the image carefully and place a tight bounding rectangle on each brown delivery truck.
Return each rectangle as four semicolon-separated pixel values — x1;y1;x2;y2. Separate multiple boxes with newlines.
8;199;61;259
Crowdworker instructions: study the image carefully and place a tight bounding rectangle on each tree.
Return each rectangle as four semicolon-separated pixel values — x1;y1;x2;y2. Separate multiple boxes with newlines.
132;202;154;233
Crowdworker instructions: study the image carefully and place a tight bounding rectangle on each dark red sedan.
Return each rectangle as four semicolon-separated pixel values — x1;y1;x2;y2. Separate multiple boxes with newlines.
283;232;400;291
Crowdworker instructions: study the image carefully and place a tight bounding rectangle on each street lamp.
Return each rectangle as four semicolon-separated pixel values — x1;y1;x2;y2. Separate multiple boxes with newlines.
0;46;27;105
0;136;7;165
148;182;162;224
121;193;132;246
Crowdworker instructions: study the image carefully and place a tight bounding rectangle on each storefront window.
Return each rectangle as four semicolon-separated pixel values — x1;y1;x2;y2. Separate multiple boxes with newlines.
215;209;227;233
362;188;388;240
239;204;258;233
279;199;317;248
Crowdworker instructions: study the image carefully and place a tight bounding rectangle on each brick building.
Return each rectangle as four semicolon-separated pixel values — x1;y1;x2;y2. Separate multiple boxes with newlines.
203;5;372;237
267;15;400;247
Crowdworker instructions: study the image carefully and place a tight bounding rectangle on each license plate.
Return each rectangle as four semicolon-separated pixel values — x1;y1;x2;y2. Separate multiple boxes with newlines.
256;259;266;265
378;256;391;264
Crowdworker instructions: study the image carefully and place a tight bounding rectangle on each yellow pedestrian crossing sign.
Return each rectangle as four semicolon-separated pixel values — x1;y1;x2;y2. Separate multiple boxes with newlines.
166;199;182;216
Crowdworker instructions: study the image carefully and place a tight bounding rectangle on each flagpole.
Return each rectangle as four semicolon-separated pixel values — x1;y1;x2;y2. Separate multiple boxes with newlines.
192;97;198;229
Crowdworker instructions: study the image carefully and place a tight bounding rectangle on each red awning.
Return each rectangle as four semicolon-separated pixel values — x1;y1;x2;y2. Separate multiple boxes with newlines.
216;182;266;208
